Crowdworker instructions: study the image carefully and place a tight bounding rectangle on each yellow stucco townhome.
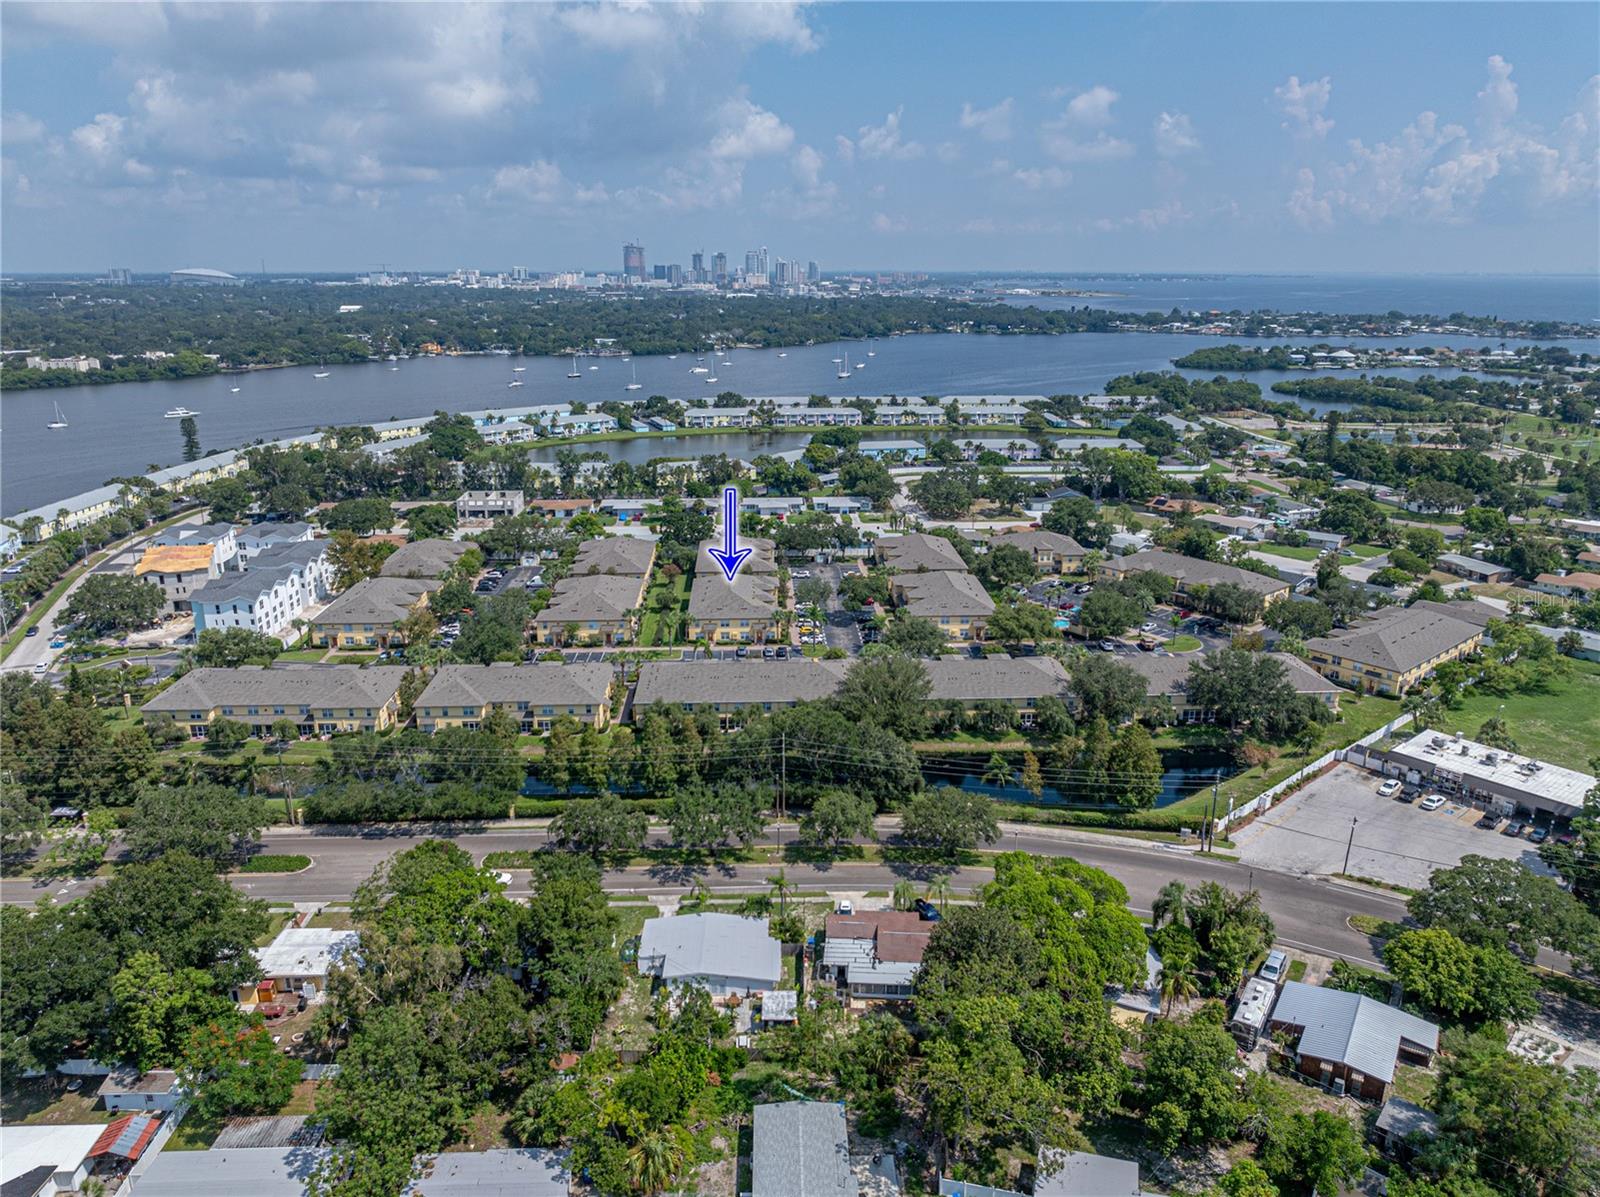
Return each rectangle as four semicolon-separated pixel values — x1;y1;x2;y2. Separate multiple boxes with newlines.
989;528;1088;574
686;536;784;644
143;665;409;737
1099;548;1291;610
415;663;615;733
311;576;438;648
891;570;995;641
1304;606;1485;696
632;659;851;730
532;573;648;645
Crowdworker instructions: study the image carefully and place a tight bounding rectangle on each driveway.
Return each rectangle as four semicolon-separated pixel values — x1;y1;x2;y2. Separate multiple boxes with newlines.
1231;762;1554;890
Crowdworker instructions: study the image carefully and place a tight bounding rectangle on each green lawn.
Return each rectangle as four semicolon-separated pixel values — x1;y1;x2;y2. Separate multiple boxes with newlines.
1255;543;1324;561
1166;634;1203;652
639;570;690;647
275;648;329;662
1431;659;1600;770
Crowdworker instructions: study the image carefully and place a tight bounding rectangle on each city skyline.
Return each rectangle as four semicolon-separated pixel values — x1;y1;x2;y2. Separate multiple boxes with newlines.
2;2;1597;274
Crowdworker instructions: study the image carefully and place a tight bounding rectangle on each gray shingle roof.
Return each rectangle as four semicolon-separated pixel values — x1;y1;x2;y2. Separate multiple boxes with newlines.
634;660;849;708
379;538;472;579
313;577;435;625
752;1102;858;1197
1304;606;1482;674
533;573;647;624
417;664;612;710
922;656;1070;702
1375;1097;1441;1142
695;535;779;573
570;536;657;577
1269;981;1439;1083
189;564;303;607
876;533;969;572
144;665;408;715
689;568;780;620
637;913;781;988
992;529;1086;557
1123;652;1339;701
894;571;995;619
1404;598;1502;630
1110;549;1291;598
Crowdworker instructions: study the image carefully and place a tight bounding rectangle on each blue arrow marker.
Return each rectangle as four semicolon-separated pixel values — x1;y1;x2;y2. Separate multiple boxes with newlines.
707;485;752;582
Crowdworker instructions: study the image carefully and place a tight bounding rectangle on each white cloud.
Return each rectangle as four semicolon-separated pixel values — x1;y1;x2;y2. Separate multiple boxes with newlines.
834;134;856;163
791;144;824;188
1062;85;1119;128
1275;75;1334;138
1041;131;1133;163
847;107;923;161
709;98;795;160
935;141;962;164
959;97;1013;142
871;211;908;233
488;158;566;203
1154;111;1200;158
2;111;46;144
1013;165;1070;190
70;112;125;161
1092;199;1191;232
1287;57;1599;228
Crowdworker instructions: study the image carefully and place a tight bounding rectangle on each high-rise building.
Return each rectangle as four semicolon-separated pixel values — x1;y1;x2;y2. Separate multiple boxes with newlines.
712;252;727;285
757;246;769;279
807;260;820;282
691;251;705;283
653;264;668;281
744;249;760;278
623;242;646;281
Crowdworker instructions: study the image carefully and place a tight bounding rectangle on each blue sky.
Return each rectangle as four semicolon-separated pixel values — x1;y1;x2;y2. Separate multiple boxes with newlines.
2;2;1596;274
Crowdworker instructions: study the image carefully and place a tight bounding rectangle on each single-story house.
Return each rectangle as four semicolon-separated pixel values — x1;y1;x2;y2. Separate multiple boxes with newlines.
820;911;933;1001
235;926;360;1008
637;912;782;997
402;1149;570;1197
752;1102;857;1197
1;1124;107;1196
1034;1147;1155;1197
526;498;599;520
96;1067;183;1113
1268;980;1440;1101
1436;553;1512;584
130;1146;332;1197
1530;571;1600;600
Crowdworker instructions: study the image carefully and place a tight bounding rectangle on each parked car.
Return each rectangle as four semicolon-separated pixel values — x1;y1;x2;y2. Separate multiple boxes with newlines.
914;898;942;922
791;569;812;578
32;662;47;675
762;647;775;660
1529;826;1549;844
23;626;37;637
1097;639;1119;652
1377;779;1402;798
1419;794;1447;812
1257;949;1288;983
1503;820;1525;837
1137;638;1157;652
774;646;789;659
491;871;513;886
836;899;854;915
969;643;984;658
1476;812;1503;830
735;646;749;659
1398;786;1420;803
1073;584;1093;594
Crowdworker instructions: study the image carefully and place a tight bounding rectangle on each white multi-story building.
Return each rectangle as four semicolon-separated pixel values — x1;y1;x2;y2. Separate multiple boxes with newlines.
190;541;333;642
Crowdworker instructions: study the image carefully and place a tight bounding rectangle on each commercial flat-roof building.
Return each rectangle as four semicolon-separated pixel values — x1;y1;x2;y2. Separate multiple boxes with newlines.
416;663;615;732
143;665;409;737
752;1102;857;1197
1304;606;1485;696
1384;729;1595;821
637;912;782;996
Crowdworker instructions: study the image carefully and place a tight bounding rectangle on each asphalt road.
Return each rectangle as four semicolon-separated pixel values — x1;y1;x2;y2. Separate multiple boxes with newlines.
1;819;1410;968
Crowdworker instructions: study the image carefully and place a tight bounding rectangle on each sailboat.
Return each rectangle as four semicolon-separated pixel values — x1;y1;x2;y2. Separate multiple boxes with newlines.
836;367;850;379
831;357;843;364
313;359;330;379
706;375;719;383
229;386;241;393
777;351;787;358
625;363;642;392
512;365;526;373
588;365;599;371
867;340;876;357
46;401;68;429
567;354;581;379
508;379;524;388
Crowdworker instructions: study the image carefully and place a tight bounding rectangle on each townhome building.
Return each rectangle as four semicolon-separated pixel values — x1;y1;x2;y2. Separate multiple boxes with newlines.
989;529;1087;573
891;571;994;640
687;568;783;644
311;576;437;647
568;535;657;578
1124;652;1342;723
531;573;648;645
1100;549;1292;609
235;521;315;559
415;663;614;732
379;538;474;579
143;665;409;737
874;532;969;573
1304;606;1485;695
455;490;525;520
632;659;851;728
190;541;333;642
922;656;1071;725
134;543;229;614
957;437;1040;461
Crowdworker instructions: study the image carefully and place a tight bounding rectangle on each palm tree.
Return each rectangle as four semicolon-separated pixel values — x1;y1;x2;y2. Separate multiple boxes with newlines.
766;867;796;918
1401;689;1441;731
626;1128;686;1196
1151;880;1187;929
925;875;952;912
892;880;918;911
1158;952;1200;1016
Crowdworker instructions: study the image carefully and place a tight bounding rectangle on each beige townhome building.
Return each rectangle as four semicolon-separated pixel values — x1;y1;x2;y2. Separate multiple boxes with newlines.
532;573;647;645
415;663;615;733
311;576;438;648
687;536;783;644
921;656;1073;725
873;532;969;573
633;659;851;729
569;535;657;578
1100;548;1291;609
892;570;995;641
1124;652;1342;722
143;665;409;737
1304;606;1485;696
379;537;475;579
989;528;1088;573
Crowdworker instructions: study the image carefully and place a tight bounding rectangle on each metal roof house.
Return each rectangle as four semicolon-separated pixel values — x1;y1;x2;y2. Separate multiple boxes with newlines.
1268;980;1440;1101
1034;1147;1155;1197
0;1124;107;1196
820;911;933;1001
131;1145;331;1197
637;912;782;997
401;1148;571;1196
752;1102;857;1197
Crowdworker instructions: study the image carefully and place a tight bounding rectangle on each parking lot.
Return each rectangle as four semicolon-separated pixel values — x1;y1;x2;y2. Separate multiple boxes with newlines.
1230;763;1557;890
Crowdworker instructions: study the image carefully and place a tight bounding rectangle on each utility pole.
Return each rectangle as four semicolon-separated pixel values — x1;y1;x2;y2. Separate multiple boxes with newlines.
1205;779;1220;851
778;730;787;822
1342;816;1358;875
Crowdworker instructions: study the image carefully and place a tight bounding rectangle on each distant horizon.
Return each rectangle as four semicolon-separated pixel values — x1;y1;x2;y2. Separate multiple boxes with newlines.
5;268;1598;281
